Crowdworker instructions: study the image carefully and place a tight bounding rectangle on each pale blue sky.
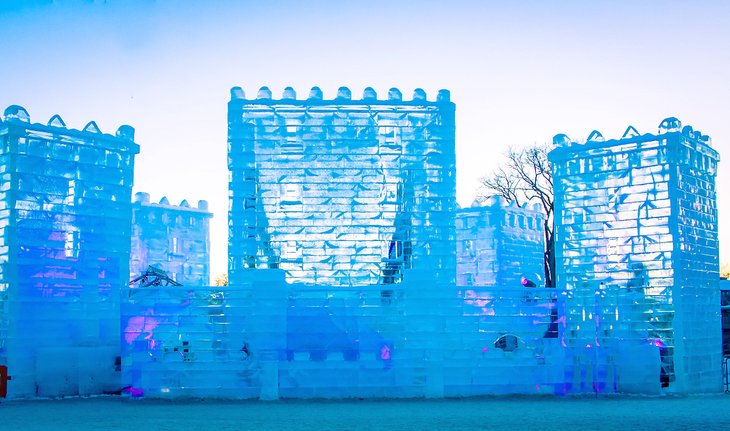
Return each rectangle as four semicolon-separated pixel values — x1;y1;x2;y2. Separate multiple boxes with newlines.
1;0;728;278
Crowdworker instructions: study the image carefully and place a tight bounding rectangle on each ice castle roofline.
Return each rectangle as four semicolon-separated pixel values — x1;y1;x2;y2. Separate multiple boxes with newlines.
229;86;453;106
0;105;139;152
456;201;545;215
549;119;719;162
133;192;212;215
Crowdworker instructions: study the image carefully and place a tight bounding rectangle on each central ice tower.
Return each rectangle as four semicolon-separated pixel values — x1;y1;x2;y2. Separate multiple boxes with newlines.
228;86;456;288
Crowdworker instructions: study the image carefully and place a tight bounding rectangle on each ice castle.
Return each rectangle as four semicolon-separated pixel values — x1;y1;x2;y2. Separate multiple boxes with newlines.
0;95;723;399
0;105;139;397
456;198;545;287
130;192;212;286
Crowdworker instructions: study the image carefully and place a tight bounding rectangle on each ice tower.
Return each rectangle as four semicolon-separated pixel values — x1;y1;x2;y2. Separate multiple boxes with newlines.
0;106;138;397
228;86;456;288
550;119;721;393
130;192;212;286
456;198;545;287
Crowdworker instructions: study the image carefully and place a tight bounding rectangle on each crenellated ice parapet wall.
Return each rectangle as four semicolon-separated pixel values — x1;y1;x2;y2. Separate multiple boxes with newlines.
550;117;721;393
131;192;213;286
228;86;456;288
0;105;139;398
229;86;452;104
456;197;545;287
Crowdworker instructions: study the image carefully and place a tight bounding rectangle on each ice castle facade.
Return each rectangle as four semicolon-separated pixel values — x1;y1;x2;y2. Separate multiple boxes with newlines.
456;198;545;287
130;192;212;286
0;105;138;397
550;119;721;393
2;97;720;399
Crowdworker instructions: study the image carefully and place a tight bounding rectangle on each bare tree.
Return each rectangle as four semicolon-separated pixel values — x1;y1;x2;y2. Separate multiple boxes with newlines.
479;144;555;287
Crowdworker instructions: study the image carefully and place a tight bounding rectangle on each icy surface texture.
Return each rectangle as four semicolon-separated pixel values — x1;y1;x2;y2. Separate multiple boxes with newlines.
0;106;139;397
121;282;567;399
130;192;212;286
121;280;676;398
456;198;545;287
227;87;456;287
549;118;721;393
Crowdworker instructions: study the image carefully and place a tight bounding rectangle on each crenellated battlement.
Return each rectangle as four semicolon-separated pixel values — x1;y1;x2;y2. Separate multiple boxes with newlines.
1;104;136;142
230;86;452;105
134;192;211;213
552;117;714;149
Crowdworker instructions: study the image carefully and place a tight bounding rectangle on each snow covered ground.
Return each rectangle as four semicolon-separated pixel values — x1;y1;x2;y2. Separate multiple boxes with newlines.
2;395;729;430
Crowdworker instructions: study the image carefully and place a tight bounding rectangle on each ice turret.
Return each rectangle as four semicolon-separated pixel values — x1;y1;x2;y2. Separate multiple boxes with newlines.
550;117;721;393
0;106;139;398
130;193;213;288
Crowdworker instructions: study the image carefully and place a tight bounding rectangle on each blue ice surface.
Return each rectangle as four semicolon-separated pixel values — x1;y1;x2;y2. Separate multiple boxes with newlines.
3;395;730;431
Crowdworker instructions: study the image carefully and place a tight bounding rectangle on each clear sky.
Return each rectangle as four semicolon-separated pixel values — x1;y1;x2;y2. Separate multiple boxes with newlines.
1;0;728;279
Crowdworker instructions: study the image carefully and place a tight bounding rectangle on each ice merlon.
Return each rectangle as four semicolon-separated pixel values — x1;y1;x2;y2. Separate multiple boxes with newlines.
229;86;451;103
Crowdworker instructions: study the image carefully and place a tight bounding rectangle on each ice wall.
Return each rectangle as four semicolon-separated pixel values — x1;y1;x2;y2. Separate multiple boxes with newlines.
0;106;139;398
227;86;456;287
121;282;566;399
456;198;545;287
130;192;212;286
549;119;721;393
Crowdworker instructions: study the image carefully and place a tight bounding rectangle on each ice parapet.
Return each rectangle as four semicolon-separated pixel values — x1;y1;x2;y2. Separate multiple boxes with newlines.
549;118;721;393
227;86;457;287
130;193;213;286
0;106;139;398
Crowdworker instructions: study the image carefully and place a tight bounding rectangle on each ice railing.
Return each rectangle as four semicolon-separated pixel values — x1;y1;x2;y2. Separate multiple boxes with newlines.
121;283;664;399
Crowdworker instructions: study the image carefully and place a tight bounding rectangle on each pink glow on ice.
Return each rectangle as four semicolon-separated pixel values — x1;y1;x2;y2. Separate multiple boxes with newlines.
380;345;391;360
124;314;159;345
482;347;489;353
535;385;540;391
648;338;666;347
125;387;144;398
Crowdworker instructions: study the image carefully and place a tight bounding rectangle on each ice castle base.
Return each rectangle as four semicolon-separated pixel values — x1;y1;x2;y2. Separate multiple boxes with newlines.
114;270;698;399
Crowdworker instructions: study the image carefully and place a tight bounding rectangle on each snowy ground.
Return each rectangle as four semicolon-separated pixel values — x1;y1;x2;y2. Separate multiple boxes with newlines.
2;395;729;430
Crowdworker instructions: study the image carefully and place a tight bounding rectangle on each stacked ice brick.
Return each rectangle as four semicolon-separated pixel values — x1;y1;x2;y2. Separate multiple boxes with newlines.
549;118;721;393
130;192;212;286
0;105;138;397
456;198;545;287
121;283;564;399
227;86;456;287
